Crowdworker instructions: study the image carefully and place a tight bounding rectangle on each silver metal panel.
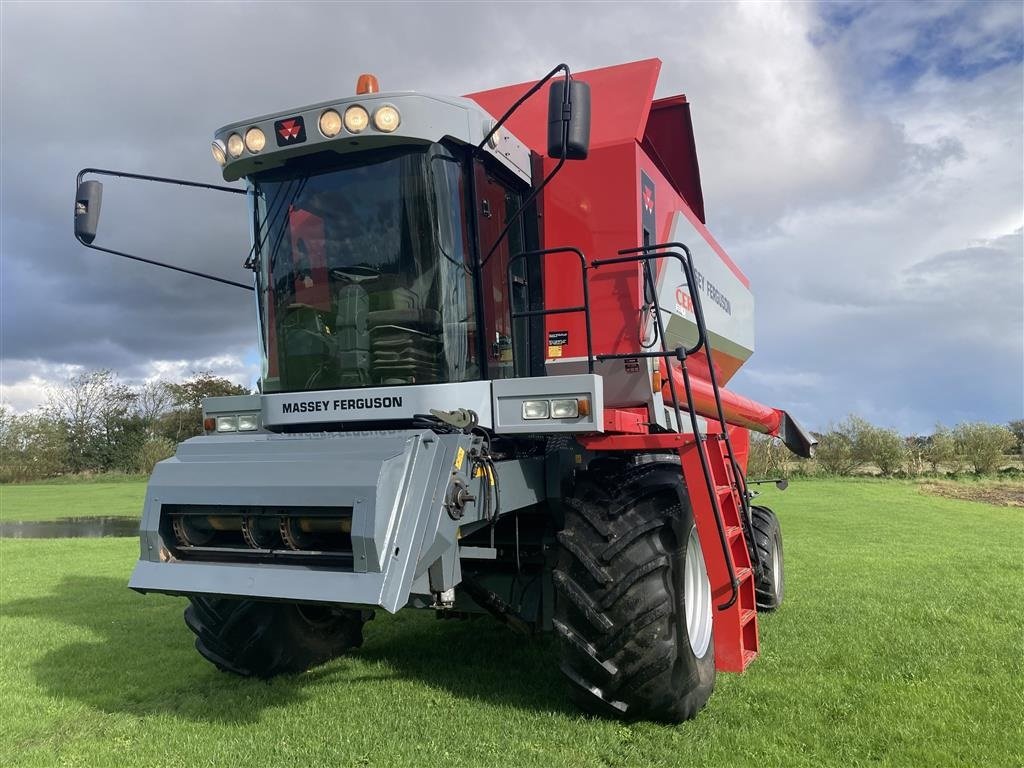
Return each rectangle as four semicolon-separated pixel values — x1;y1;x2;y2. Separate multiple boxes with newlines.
491;374;604;434
217;91;530;185
654;212;755;366
130;560;387;607
133;429;484;613
262;380;494;428
202;394;261;415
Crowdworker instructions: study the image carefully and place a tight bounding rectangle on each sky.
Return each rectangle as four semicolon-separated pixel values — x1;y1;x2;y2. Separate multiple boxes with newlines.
1;0;1021;435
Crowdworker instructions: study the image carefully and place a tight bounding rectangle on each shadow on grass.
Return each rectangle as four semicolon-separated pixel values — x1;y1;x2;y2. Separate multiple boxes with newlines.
4;575;573;723
359;611;572;716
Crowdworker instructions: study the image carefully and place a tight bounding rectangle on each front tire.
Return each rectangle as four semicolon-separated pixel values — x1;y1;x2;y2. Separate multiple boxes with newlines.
554;462;716;722
751;505;784;611
184;597;367;678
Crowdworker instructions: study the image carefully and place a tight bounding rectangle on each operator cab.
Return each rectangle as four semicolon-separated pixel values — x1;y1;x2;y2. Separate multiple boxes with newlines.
214;77;546;396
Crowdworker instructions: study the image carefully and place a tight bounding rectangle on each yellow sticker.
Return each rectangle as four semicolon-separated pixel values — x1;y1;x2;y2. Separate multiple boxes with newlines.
474;466;484;478
548;345;563;358
454;446;466;471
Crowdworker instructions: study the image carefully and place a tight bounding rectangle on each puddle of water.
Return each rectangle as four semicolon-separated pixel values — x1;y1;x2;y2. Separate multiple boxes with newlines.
0;517;140;539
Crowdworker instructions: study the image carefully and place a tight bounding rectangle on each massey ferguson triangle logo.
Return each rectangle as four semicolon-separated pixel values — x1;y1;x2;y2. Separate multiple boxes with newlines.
642;185;655;214
274;116;306;146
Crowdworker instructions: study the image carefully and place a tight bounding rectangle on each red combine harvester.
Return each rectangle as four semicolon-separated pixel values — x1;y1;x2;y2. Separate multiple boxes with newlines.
74;59;814;722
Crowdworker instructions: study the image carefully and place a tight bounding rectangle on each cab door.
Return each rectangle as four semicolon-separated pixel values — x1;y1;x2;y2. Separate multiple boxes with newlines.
474;160;534;380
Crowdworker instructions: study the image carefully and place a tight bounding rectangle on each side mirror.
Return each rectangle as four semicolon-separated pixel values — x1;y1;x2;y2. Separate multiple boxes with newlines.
547;79;591;160
74;180;103;244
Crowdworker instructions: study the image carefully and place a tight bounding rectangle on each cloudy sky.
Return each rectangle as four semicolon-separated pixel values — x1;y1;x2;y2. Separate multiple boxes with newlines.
1;1;1021;434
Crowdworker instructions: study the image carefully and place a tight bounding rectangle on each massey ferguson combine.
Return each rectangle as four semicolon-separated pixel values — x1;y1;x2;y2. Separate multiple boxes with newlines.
74;59;814;722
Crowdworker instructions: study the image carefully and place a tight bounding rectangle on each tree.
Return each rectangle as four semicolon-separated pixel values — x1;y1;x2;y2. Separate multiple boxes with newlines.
45;369;138;473
1008;419;1024;457
159;372;250;442
861;425;907;476
747;434;787;479
952;422;1016;475
922;424;960;474
0;406;67;482
135;379;174;435
813;415;873;475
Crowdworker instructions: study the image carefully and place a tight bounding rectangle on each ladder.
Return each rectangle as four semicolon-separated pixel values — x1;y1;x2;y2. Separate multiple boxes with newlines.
588;241;760;673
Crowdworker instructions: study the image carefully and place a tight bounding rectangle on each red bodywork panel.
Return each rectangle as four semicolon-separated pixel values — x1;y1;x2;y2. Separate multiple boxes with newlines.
470;60;803;448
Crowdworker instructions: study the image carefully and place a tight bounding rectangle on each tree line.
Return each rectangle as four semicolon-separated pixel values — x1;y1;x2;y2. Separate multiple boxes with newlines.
0;370;248;482
2;370;1020;483
748;415;1023;480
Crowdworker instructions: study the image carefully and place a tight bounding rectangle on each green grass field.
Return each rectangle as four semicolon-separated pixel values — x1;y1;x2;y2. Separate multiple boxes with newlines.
0;481;146;522
1;479;1021;766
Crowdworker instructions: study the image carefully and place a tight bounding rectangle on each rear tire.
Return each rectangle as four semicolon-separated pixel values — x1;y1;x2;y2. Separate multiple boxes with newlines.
751;505;784;611
554;462;716;722
184;597;368;678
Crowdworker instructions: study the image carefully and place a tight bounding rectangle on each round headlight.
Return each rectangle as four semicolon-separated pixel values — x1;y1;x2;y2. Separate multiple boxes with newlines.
319;109;343;138
244;127;266;153
343;105;369;134
226;133;244;158
373;105;401;133
211;140;227;166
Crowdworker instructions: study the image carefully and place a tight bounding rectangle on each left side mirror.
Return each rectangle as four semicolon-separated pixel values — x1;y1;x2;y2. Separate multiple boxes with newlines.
547;79;591;160
74;180;103;244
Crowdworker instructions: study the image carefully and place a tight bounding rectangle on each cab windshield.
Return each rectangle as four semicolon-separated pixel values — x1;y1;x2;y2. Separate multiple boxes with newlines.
252;145;478;393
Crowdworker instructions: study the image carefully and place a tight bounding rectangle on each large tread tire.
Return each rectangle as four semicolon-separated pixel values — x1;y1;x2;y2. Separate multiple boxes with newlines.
554;462;716;723
751;505;784;611
184;597;367;678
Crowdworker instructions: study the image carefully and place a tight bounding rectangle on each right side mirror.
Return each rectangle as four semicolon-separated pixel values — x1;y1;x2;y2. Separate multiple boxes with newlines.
547;79;591;160
74;180;103;244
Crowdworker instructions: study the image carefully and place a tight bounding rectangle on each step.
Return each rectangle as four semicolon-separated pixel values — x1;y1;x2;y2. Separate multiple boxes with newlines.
735;566;753;583
740;608;757;626
726;525;743;541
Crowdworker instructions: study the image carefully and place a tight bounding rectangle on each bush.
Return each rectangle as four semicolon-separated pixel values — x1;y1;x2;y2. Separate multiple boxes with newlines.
922;425;961;474
813;415;873;475
952;422;1016;475
135;437;177;475
862;426;907;476
747;434;787;479
0;408;67;482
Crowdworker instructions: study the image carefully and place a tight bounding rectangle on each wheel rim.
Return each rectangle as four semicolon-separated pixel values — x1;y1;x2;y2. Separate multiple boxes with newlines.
685;527;713;658
772;535;782;597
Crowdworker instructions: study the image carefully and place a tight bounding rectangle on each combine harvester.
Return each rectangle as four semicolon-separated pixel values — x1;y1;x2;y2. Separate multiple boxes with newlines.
74;59;814;722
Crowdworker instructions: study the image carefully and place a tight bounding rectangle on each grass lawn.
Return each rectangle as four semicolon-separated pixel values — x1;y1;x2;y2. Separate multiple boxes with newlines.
0;481;147;522
0;479;1021;767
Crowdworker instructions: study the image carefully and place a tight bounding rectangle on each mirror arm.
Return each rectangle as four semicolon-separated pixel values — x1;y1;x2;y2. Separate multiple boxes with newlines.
476;63;570;153
74;167;253;291
76;238;254;291
477;64;574;270
76;167;247;195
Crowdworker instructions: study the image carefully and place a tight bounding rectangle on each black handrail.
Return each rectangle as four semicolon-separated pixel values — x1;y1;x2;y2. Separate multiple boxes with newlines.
638;241;754;531
507;246;594;373
592;245;739;611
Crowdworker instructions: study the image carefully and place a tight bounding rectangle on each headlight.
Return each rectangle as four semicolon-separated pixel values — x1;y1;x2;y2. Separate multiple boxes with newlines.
237;414;259;431
373;105;401;133
226;133;244;158
550;399;580;419
522;400;550;420
215;416;238;432
244;127;266;153
343;105;369;133
211;140;227;166
319;108;343;138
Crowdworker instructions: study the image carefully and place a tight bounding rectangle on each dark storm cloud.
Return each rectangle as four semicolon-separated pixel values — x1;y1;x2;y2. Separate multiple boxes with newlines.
1;2;1021;431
